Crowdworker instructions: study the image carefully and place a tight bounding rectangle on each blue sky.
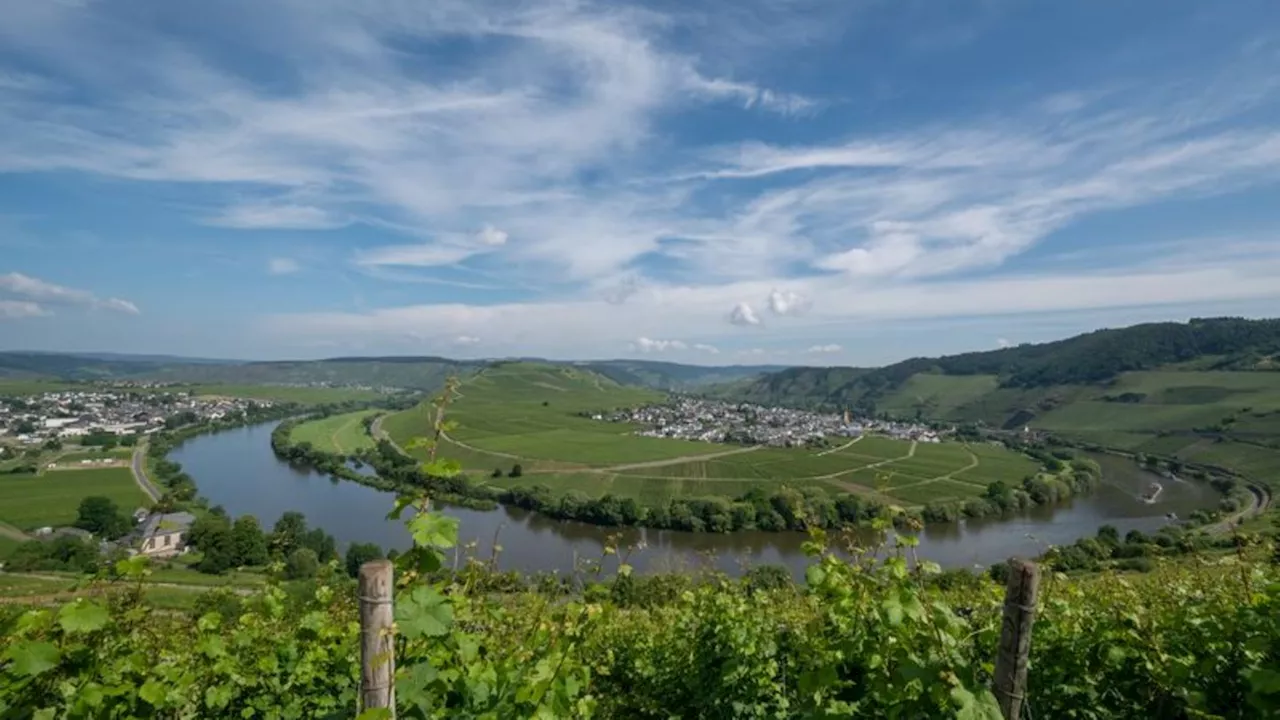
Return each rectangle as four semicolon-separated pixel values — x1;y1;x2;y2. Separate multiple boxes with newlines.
2;0;1279;365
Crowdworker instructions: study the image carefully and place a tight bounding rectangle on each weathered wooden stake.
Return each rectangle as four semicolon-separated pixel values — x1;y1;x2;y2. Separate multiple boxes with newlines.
994;558;1040;720
359;559;396;718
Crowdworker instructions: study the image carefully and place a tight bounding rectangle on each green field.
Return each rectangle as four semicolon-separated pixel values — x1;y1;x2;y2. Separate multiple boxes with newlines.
0;467;147;531
382;363;1041;507
0;379;76;396
54;448;134;464
184;384;392;404
875;374;1001;419
291;410;379;454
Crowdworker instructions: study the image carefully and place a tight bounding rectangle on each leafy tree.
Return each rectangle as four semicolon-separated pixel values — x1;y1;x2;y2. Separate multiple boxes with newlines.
195;524;236;575
186;514;230;550
270;511;308;558
301;527;338;563
230;516;270;567
508;463;523;478
284;548;320;580
73;496;130;539
344;542;384;578
491;468;503;478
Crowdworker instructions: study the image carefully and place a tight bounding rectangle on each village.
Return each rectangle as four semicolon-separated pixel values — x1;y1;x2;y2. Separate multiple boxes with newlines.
0;389;269;447
594;396;946;447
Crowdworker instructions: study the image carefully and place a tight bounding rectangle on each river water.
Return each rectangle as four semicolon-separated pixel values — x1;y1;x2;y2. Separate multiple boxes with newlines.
170;423;1218;577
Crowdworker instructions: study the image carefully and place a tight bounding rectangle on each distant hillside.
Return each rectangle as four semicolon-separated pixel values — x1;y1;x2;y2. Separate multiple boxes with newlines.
711;317;1280;486
0;351;177;380
574;359;786;390
0;351;785;393
0;351;482;390
717;317;1280;413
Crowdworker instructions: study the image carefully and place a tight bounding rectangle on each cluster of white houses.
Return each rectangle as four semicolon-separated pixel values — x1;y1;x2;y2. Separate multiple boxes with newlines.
0;390;270;445
598;397;948;447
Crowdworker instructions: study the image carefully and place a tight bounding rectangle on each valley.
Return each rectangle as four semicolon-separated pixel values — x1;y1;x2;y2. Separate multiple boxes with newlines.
373;362;1041;510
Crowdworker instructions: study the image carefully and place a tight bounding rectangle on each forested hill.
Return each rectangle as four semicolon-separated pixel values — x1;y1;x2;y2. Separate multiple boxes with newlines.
575;359;787;390
0;351;782;392
716;317;1280;411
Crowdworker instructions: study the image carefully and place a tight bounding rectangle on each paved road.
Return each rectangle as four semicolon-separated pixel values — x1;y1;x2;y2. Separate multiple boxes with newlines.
370;414;411;457
130;444;162;503
1203;483;1271;535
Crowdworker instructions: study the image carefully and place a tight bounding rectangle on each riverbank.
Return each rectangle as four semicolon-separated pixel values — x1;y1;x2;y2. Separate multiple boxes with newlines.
173;421;1232;576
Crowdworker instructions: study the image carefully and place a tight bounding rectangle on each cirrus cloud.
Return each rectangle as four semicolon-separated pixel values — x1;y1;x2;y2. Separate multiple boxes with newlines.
0;272;139;315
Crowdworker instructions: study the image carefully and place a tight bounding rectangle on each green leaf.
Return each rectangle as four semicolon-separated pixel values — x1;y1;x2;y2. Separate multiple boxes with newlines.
408;512;460;550
388;494;417;521
617;563;633;578
356;709;394;720
5;641;59;677
805;565;827;587
422;459;463;478
395;586;453;639
140;679;166;707
57;599;109;634
882;596;904;626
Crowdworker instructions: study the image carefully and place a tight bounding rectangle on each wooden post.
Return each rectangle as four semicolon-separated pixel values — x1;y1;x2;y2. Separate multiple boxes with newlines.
994;558;1040;720
359;559;396;717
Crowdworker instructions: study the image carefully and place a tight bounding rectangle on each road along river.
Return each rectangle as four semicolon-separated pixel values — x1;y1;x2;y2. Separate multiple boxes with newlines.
171;423;1220;577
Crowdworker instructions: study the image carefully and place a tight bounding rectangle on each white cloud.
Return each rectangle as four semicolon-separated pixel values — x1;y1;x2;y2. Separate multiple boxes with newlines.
692;343;720;354
767;289;810;316
0;272;139;315
0;300;49;319
0;0;802;287
807;344;842;354
476;225;509;247
208;204;344;230
996;337;1012;348
354;243;486;268
454;335;481;346
738;348;767;356
633;337;688;353
260;240;1280;358
268;258;301;275
728;302;761;326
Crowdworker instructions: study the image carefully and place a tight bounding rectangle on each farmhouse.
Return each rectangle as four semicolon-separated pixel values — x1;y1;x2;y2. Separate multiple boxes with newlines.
135;511;196;558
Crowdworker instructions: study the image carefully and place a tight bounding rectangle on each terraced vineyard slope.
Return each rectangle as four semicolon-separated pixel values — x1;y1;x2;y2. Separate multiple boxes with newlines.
381;362;1040;509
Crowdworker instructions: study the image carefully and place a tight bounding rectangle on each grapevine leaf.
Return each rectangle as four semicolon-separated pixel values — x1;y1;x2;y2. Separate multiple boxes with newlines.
805;565;827;588
388;494;417;521
5;641;59;677
422;459;463;479
395;586;453;639
57;599;109;634
882;596;904;626
139;679;166;707
408;512;459;550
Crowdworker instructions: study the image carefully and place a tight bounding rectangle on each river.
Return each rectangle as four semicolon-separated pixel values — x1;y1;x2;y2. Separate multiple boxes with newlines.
170;423;1219;577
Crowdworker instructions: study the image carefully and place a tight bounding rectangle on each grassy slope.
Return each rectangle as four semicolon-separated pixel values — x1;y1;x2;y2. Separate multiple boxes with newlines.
871;369;1280;485
185;384;391;404
0;379;76;396
875;374;1001;419
383;362;1039;506
0;467;147;530
290;410;378;454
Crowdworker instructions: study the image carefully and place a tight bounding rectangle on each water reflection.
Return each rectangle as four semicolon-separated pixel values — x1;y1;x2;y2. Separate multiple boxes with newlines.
170;423;1220;578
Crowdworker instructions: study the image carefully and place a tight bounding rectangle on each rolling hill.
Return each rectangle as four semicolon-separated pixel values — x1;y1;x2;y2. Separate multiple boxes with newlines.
0;351;782;392
712;317;1280;486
